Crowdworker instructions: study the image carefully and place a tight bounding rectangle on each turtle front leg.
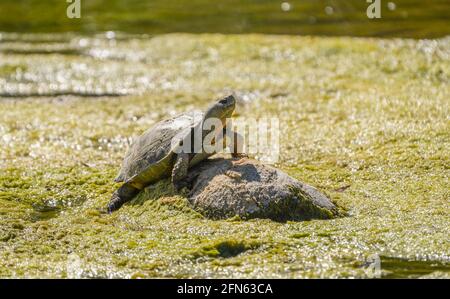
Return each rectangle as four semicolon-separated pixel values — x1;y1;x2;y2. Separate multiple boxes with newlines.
228;130;247;158
107;183;141;213
172;152;190;191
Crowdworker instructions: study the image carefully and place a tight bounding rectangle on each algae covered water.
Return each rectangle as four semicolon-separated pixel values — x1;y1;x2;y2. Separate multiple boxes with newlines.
0;31;449;278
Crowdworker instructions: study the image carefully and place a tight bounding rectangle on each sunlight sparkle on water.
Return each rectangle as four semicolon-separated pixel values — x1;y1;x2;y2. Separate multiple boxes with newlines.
387;2;397;11
281;2;291;12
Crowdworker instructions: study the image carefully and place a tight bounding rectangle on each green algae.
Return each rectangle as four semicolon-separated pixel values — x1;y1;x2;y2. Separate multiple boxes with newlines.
0;33;449;278
190;239;261;259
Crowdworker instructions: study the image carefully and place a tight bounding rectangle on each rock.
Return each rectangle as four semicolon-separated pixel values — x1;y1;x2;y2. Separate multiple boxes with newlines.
184;158;338;221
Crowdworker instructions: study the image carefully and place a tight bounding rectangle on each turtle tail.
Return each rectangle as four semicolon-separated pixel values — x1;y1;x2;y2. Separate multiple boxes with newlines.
107;183;141;213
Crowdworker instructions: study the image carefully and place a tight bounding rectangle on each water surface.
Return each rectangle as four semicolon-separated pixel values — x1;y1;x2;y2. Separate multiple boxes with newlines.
0;0;449;38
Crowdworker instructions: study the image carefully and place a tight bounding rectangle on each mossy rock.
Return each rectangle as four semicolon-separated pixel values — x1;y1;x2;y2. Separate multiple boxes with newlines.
185;158;339;221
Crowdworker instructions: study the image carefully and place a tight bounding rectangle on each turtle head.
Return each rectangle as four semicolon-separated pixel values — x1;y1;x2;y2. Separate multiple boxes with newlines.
203;95;236;123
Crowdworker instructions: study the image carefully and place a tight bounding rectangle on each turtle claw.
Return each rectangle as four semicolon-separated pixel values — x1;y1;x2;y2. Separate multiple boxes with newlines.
106;191;123;213
173;181;188;192
231;152;248;159
97;207;110;215
107;184;141;212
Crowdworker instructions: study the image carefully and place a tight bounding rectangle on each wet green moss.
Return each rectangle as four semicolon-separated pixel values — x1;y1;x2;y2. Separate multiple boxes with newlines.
237;185;340;222
190;239;261;259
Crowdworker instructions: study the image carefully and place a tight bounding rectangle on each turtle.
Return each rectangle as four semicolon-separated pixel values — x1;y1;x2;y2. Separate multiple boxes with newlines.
107;95;244;212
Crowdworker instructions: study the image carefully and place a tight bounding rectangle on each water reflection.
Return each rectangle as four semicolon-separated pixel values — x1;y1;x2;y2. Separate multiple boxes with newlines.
0;0;448;38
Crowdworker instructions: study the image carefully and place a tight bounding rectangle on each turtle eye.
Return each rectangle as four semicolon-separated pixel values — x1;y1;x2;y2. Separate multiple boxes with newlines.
219;98;229;105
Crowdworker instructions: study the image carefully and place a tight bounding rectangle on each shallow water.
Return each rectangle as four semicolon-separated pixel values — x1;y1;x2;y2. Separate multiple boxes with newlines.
381;257;450;278
0;0;449;38
0;32;449;278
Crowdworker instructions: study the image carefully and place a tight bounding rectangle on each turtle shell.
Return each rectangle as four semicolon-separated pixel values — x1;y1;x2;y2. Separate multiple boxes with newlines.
114;111;204;187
